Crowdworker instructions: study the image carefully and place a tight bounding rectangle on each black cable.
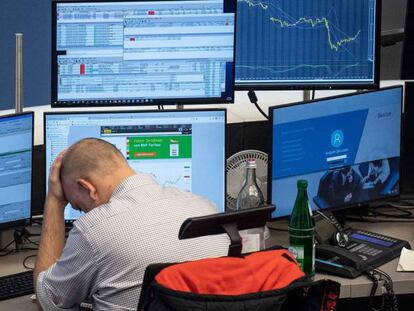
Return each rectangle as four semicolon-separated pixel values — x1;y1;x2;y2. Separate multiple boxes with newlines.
365;266;398;311
23;254;37;270
247;90;269;120
0;249;15;257
365;269;383;311
267;226;288;232
312;90;316;100
25;237;40;246
0;239;15;253
372;209;413;219
344;205;414;222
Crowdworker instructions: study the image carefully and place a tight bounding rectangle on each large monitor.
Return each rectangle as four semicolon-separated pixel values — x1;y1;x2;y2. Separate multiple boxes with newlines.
269;86;402;219
44;109;226;223
235;0;380;90
0;112;34;231
51;0;236;107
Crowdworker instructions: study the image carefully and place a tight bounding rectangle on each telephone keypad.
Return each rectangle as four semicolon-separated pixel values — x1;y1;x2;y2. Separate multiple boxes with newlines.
348;243;383;258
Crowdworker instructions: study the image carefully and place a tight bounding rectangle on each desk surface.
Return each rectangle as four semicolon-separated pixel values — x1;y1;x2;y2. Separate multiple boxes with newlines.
0;249;37;310
1;220;414;308
267;219;414;299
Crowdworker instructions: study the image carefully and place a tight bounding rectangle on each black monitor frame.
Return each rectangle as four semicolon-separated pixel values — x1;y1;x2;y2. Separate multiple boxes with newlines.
267;86;403;220
51;0;236;108
235;0;381;91
0;111;34;232
43;108;227;225
401;0;414;79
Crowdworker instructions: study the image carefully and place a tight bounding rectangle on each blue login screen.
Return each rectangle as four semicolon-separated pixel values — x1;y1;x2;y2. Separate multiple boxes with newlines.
271;87;402;218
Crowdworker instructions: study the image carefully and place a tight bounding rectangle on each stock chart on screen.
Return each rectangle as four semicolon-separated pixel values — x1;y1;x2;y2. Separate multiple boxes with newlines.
235;0;378;89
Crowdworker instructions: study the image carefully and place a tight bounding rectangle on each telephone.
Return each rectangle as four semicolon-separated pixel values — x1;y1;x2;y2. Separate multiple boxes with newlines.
314;210;411;278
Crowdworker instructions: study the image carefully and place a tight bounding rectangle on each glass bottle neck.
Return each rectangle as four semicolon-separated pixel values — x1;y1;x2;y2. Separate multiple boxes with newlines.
297;188;307;196
246;167;257;185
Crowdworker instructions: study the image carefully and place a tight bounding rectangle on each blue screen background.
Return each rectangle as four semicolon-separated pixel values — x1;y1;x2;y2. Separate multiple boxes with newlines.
271;87;402;218
235;0;376;86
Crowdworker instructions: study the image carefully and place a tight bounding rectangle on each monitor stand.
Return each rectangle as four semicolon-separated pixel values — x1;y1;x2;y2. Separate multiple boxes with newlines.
303;90;312;102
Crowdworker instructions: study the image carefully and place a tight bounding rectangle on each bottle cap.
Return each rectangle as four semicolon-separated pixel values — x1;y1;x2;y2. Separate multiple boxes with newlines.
297;179;308;189
246;158;257;168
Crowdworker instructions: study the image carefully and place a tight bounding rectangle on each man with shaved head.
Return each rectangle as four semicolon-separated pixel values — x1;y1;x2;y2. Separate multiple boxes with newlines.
34;138;228;311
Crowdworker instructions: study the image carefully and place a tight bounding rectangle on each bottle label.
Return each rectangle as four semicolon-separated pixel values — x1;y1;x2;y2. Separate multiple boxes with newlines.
288;245;304;267
288;233;315;276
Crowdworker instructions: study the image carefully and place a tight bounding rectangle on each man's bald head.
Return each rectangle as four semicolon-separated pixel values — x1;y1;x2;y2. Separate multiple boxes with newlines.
61;138;130;182
60;138;135;212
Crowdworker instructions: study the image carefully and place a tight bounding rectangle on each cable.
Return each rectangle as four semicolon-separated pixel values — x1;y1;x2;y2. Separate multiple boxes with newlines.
345;215;414;222
314;209;349;247
364;264;398;311
247;90;269;120
267;226;288;232
312;90;316;100
0;239;15;253
365;269;383;311
23;254;37;270
387;201;414;209
0;249;14;257
25;237;40;246
344;204;414;222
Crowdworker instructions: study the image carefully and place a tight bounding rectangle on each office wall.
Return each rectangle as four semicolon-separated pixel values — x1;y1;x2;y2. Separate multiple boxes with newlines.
0;0;51;110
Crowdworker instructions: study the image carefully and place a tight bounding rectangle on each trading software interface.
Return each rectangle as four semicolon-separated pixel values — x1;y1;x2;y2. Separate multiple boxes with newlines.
45;110;226;221
236;0;377;87
0;114;33;226
270;87;401;219
53;0;235;106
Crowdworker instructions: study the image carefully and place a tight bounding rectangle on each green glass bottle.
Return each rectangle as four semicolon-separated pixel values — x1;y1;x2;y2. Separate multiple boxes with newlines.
288;180;315;277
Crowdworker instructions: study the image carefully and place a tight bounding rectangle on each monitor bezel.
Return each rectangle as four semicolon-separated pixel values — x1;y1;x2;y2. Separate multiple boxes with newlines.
234;0;381;91
43;108;227;225
51;0;236;108
267;85;403;220
0;111;34;232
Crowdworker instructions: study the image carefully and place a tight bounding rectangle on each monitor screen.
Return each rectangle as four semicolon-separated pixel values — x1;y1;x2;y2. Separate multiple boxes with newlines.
0;112;33;230
44;109;226;222
51;0;236;107
269;86;402;219
235;0;380;89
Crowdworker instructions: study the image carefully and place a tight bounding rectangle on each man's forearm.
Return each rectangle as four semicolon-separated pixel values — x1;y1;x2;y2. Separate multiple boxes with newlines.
34;195;66;288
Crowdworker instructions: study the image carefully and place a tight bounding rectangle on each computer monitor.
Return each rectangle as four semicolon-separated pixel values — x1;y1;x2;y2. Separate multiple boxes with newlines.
235;0;380;90
51;0;236;107
0;112;34;231
44;109;226;223
268;86;402;219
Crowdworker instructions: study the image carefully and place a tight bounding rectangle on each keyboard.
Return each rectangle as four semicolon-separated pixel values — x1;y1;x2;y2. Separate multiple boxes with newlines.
0;270;34;301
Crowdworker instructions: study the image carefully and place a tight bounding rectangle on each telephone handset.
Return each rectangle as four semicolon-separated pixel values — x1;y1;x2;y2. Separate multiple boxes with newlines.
315;244;368;278
314;210;411;278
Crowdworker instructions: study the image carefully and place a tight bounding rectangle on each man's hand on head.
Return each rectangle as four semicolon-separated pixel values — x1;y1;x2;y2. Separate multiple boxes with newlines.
47;150;68;208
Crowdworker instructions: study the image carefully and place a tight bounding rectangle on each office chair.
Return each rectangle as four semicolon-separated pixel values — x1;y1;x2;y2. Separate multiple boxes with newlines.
137;206;340;311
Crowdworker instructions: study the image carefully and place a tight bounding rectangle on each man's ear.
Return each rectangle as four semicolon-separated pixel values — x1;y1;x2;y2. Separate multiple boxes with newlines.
76;178;98;201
